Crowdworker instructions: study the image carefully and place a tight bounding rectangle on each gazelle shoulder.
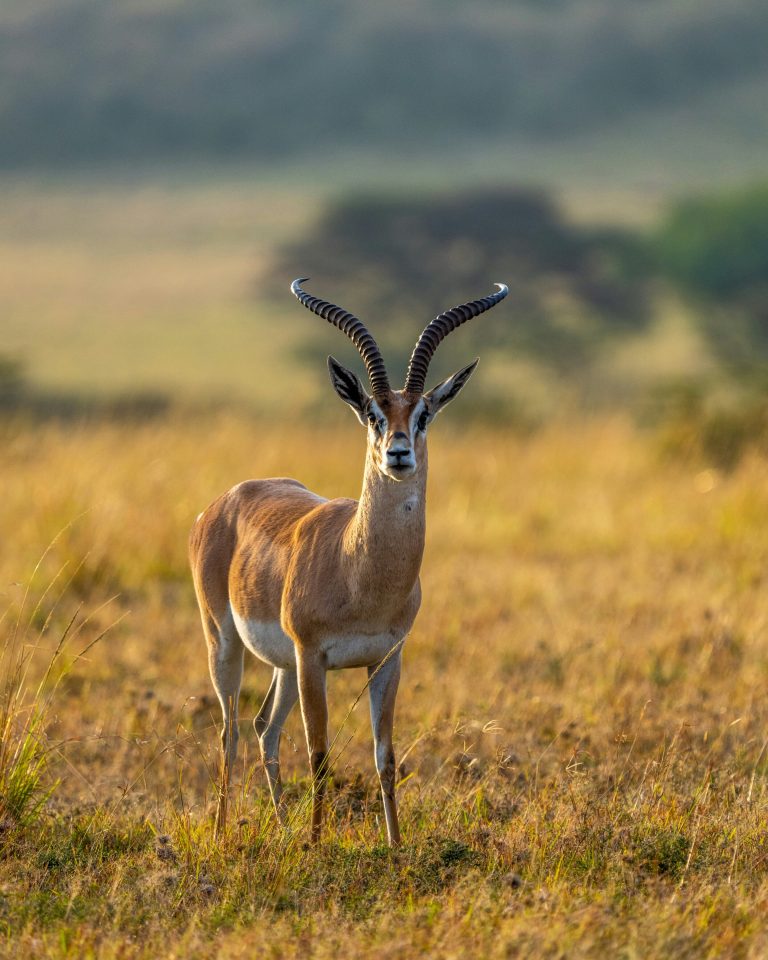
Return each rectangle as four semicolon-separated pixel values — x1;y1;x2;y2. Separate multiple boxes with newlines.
286;496;359;557
295;495;358;530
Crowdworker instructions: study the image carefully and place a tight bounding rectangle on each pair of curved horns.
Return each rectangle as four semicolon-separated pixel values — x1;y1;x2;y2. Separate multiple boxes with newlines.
290;278;508;398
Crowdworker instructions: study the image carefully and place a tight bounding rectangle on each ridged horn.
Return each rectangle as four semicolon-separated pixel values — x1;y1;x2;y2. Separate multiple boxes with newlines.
403;283;509;396
290;278;390;398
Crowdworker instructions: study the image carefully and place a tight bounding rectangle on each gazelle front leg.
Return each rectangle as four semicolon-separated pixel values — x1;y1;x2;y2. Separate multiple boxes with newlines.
296;650;329;843
368;651;402;846
255;667;299;821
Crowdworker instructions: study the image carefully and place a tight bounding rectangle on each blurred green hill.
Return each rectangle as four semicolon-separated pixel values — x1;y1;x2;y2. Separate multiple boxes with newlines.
2;0;767;185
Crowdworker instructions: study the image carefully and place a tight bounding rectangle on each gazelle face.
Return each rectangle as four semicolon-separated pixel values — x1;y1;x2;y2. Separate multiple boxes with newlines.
364;392;424;481
327;356;479;483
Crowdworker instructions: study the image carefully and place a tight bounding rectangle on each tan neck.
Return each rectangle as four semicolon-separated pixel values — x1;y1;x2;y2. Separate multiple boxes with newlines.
343;445;427;596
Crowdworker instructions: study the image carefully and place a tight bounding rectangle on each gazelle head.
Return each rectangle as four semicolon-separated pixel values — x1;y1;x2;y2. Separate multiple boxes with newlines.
291;278;509;482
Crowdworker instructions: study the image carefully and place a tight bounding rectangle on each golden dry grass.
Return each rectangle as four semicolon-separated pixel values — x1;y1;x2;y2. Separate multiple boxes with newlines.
1;174;766;956
2;413;768;958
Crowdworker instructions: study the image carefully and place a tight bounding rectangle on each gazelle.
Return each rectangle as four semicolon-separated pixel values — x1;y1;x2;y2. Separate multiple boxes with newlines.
189;278;508;844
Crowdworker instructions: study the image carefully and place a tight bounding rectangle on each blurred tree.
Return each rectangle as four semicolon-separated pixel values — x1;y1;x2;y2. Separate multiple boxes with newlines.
0;354;25;408
271;188;651;378
656;182;768;372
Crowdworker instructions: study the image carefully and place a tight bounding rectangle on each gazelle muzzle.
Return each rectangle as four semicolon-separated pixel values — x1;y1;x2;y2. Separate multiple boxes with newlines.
385;430;415;478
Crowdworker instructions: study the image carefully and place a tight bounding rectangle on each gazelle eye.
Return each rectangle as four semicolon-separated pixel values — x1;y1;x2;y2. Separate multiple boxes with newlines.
367;411;383;432
417;411;429;432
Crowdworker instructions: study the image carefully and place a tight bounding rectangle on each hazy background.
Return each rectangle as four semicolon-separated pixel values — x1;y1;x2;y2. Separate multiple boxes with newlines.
6;6;768;953
2;0;768;450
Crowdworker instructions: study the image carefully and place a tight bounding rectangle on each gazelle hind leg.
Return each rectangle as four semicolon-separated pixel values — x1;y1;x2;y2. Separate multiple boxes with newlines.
253;670;278;739
368;652;402;846
205;612;244;837
256;668;299;820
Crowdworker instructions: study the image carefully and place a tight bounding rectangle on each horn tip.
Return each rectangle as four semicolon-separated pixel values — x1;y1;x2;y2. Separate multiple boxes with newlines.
291;277;310;295
494;282;509;298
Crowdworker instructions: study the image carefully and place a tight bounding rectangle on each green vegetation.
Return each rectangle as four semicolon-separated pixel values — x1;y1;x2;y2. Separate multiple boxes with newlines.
5;173;768;442
1;0;767;187
656;182;768;372
657;183;768;303
1;546;108;830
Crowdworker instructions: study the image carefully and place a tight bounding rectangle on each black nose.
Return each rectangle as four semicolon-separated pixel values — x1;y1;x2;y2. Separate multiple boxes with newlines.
387;438;411;463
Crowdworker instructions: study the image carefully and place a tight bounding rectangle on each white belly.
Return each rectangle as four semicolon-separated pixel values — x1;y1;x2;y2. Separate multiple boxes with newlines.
322;631;403;670
231;612;296;669
231;610;403;671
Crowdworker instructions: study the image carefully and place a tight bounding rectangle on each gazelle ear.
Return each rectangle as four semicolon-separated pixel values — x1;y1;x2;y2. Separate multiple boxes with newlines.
423;360;478;419
327;356;370;424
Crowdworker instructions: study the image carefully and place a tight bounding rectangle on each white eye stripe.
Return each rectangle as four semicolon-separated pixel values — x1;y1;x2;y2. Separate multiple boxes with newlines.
409;400;429;434
367;400;387;431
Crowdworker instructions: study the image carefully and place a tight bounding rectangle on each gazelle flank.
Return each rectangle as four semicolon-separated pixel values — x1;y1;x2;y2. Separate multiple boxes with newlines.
189;278;508;844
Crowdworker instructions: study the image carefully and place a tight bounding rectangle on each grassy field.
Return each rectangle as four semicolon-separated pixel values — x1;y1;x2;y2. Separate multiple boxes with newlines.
0;179;329;409
2;412;768;958
1;175;767;956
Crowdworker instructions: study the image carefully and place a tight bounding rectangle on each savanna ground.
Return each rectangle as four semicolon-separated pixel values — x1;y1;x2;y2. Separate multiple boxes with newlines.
2;180;768;958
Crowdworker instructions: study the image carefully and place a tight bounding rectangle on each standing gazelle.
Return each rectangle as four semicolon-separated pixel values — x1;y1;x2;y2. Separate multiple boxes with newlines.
189;278;508;844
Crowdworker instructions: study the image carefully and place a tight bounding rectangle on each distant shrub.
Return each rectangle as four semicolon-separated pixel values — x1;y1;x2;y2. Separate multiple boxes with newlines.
273;188;651;377
0;354;26;407
652;380;768;469
0;374;171;422
655;182;768;369
657;182;768;301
